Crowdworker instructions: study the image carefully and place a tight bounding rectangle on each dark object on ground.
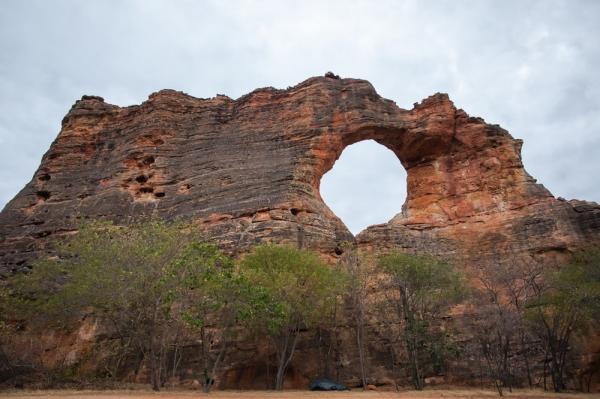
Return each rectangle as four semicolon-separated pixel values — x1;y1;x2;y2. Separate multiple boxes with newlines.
309;378;349;391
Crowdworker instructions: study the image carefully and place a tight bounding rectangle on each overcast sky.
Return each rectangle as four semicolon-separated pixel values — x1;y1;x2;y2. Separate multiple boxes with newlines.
1;0;599;234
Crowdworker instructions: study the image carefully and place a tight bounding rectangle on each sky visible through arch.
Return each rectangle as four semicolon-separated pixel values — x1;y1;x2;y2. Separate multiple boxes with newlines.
1;0;599;232
321;140;407;235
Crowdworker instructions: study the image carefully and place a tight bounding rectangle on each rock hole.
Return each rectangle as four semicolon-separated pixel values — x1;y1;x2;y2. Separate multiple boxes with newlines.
142;155;155;165
334;246;343;256
290;208;299;216
135;175;148;183
38;173;51;181
36;190;51;201
154;192;165;198
139;187;154;194
320;140;407;235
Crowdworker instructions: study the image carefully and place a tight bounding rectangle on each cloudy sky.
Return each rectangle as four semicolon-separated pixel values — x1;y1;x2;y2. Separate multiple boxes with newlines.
1;0;599;234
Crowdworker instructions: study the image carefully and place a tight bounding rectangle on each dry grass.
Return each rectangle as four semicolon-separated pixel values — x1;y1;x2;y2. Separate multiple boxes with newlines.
1;389;599;399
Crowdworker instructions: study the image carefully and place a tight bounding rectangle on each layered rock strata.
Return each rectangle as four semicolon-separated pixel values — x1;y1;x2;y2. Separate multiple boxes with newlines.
1;75;598;274
1;74;599;388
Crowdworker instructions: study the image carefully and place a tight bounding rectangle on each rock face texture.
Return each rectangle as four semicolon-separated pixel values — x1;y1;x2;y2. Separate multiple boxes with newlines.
1;75;599;275
1;75;600;388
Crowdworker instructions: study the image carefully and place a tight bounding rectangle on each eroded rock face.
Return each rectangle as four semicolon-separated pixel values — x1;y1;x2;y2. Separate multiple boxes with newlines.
1;75;598;274
1;75;599;388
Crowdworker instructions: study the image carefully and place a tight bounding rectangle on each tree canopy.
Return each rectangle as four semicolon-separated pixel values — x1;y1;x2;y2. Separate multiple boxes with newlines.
8;219;220;391
238;244;345;390
378;251;464;390
526;248;600;392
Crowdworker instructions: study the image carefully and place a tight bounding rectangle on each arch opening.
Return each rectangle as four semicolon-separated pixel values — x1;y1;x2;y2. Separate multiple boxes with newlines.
319;140;407;235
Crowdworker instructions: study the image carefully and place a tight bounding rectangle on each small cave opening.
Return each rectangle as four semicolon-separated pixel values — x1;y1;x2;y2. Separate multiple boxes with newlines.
142;155;155;165
290;208;299;216
319;140;407;235
154;192;165;198
135;174;148;183
36;190;51;201
38;173;51;181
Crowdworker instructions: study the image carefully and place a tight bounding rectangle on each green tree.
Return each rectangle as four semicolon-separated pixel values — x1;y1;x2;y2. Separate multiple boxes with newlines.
171;242;238;392
526;249;600;392
0;284;16;382
378;251;464;390
340;243;370;389
238;244;344;390
9;219;208;391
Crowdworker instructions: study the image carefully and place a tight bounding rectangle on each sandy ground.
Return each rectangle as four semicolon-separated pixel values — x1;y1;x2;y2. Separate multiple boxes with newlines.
1;389;599;399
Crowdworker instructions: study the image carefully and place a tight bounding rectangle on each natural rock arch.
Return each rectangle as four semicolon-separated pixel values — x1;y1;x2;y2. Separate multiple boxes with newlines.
1;74;599;390
0;75;598;272
319;139;407;235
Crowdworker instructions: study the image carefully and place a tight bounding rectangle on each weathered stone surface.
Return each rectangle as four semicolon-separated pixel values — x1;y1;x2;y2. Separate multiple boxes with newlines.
1;74;600;388
1;75;598;274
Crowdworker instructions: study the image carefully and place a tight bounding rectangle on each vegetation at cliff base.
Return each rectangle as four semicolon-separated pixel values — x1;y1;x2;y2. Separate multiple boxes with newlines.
5;220;235;392
377;251;465;390
237;244;345;390
470;250;600;395
1;221;599;395
526;249;600;393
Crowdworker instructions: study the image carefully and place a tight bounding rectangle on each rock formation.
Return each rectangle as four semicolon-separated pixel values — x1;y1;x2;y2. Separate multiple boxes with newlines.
1;74;599;388
1;74;599;275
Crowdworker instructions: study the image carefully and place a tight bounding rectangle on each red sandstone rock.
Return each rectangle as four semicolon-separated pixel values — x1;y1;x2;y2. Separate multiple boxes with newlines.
1;74;600;389
1;75;598;274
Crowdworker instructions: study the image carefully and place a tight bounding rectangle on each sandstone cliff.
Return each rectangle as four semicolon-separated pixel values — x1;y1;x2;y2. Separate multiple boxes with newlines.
1;74;600;389
1;75;599;275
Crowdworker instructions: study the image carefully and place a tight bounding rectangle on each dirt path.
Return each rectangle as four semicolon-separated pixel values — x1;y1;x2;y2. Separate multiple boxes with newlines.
1;389;598;399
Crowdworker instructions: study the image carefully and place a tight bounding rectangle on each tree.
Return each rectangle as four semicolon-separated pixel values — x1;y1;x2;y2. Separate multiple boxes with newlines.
340;243;370;389
171;242;238;392
238;244;344;390
525;248;600;392
472;294;519;397
378;251;464;390
0;285;17;384
471;257;544;396
9;219;208;391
